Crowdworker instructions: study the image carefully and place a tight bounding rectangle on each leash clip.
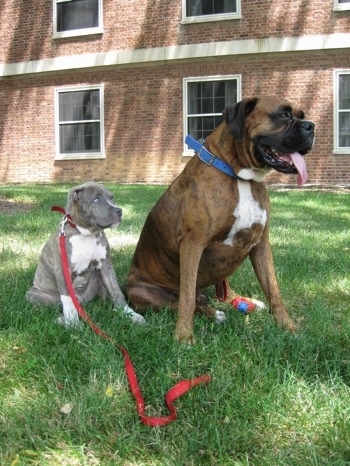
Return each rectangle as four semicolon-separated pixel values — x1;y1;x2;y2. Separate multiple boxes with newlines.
60;216;68;237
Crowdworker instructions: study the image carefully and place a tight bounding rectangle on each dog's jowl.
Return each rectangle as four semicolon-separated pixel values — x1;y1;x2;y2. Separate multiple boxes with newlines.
126;96;315;344
26;182;145;326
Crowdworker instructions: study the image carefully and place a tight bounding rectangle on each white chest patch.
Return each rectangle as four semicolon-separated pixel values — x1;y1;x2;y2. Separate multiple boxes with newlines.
224;181;267;246
69;233;107;274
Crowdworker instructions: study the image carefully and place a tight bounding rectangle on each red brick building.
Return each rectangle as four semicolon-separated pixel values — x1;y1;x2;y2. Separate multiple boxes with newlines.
1;0;350;185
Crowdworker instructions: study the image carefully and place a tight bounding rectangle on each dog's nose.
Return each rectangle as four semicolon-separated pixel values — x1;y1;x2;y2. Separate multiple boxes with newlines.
116;208;122;217
302;120;315;134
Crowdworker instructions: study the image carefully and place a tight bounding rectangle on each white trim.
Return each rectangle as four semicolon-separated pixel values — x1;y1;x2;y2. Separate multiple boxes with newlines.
54;84;105;160
53;0;103;39
333;70;350;155
53;26;104;40
182;75;242;156
333;0;350;11
1;34;350;78
181;13;242;24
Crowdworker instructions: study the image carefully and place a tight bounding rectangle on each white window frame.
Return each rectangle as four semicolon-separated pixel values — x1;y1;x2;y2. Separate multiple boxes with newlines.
55;84;105;160
334;70;350;154
182;0;241;23
333;0;350;11
53;0;103;39
182;75;242;156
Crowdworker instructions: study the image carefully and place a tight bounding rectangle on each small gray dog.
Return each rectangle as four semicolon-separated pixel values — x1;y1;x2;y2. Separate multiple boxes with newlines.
26;182;145;327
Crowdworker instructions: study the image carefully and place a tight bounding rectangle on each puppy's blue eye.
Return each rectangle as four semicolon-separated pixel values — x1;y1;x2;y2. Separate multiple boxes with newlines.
93;197;100;203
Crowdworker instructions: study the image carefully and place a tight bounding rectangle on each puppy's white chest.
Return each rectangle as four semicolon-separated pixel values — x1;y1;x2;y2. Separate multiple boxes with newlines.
69;233;107;273
224;181;267;246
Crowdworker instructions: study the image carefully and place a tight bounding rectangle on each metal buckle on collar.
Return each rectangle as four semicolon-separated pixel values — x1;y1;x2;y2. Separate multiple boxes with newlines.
199;146;215;166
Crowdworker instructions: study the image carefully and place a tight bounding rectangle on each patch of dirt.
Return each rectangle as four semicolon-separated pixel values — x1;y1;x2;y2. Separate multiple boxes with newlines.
0;198;36;215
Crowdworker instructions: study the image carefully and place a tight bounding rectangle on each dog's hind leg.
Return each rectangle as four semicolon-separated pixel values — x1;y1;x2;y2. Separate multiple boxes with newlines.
26;288;61;306
195;300;226;324
126;280;179;313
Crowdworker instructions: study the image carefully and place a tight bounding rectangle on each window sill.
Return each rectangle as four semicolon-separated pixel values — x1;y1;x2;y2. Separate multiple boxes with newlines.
53;28;103;39
181;13;241;25
333;6;350;12
182;149;195;157
333;149;350;155
55;153;106;161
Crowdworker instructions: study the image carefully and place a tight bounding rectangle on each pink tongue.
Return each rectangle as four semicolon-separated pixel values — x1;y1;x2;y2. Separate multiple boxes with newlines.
289;152;308;186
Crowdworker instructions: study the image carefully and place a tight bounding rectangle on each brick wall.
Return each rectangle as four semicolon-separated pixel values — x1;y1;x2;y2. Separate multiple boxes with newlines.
1;50;350;185
1;0;349;185
1;0;349;64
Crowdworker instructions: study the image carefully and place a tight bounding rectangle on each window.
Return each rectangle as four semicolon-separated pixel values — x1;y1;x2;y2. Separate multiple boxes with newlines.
183;76;241;154
53;0;103;38
55;85;104;160
334;72;350;153
182;0;241;23
334;0;350;11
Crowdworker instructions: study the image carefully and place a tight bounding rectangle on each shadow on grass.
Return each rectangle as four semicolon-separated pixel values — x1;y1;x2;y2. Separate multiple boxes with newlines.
0;184;349;464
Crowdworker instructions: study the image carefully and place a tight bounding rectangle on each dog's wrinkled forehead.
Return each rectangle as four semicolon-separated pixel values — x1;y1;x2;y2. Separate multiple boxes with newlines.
251;98;305;123
66;182;113;212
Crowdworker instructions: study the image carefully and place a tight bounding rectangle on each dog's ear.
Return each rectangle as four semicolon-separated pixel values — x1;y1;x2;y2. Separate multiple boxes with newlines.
66;186;84;212
223;97;258;141
73;188;84;203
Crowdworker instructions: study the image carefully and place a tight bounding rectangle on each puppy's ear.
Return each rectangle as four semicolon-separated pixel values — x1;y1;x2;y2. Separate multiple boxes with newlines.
66;186;84;213
223;97;258;141
73;188;84;203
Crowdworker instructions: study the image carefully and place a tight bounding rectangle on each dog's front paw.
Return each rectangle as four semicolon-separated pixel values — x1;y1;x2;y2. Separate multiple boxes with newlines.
174;322;196;345
122;305;146;324
251;298;265;310
57;314;83;330
214;310;226;324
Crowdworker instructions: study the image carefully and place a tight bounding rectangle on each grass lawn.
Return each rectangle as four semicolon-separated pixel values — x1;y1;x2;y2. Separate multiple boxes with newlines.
0;183;349;466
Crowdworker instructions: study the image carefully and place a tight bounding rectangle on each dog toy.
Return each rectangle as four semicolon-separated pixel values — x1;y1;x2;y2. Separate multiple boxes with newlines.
231;297;257;314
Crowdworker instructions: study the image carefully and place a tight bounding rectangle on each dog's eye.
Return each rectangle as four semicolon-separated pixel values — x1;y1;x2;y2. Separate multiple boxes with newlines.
93;196;100;203
280;112;292;121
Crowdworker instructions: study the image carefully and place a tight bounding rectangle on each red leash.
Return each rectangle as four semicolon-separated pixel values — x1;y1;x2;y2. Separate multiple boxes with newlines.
56;212;211;427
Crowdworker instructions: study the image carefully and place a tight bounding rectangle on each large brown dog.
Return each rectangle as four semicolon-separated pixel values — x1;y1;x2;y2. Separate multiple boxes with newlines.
126;97;315;343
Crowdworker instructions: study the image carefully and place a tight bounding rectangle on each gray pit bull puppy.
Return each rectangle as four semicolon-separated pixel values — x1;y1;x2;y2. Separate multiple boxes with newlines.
26;182;145;327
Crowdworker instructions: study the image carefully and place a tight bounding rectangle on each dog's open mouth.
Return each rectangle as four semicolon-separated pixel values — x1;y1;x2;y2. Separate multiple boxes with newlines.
257;144;308;186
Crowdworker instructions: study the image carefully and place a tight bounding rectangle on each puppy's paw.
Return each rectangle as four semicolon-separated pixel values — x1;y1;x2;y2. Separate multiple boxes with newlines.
214;310;226;324
251;298;265;310
57;314;83;330
122;305;146;325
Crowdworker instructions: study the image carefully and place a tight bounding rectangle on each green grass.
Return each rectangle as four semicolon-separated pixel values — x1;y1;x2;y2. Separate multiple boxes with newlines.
0;183;349;465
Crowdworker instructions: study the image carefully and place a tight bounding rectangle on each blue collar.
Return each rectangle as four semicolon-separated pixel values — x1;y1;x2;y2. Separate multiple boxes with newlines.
185;135;241;179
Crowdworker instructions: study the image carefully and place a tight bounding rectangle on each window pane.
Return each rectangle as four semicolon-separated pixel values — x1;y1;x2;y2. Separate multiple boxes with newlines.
338;113;350;147
224;80;238;106
339;75;350;110
59;122;101;153
188;115;224;141
188;80;236;115
57;0;99;32
186;0;236;17
187;79;237;140
187;79;238;141
59;90;100;122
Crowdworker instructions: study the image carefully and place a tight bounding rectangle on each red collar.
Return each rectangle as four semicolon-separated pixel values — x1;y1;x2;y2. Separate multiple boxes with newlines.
51;205;77;229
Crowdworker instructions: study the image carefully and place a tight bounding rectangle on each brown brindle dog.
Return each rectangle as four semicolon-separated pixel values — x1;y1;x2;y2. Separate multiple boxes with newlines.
126;96;315;344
